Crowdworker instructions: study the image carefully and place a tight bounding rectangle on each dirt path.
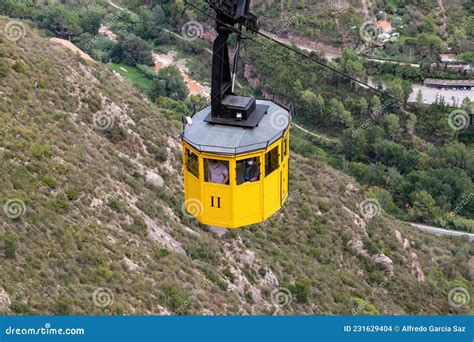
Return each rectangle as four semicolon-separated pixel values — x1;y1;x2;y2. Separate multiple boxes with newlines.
361;0;370;20
50;38;94;62
153;52;210;98
108;1;127;12
437;0;447;35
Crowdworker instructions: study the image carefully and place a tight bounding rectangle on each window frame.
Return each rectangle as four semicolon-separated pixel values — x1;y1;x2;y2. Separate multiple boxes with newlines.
204;158;230;185
265;146;280;177
185;147;199;179
236;156;261;185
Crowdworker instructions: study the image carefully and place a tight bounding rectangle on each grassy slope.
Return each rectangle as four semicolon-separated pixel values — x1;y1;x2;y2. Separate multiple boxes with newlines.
108;63;153;94
0;18;472;315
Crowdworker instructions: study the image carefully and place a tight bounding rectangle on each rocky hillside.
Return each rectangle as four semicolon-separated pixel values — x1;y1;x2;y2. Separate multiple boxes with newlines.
0;18;472;315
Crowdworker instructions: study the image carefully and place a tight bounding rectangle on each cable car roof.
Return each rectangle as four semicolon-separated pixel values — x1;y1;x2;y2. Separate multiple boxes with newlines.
183;100;290;155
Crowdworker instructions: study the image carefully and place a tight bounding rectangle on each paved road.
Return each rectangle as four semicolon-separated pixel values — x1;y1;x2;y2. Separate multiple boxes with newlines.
409;223;474;242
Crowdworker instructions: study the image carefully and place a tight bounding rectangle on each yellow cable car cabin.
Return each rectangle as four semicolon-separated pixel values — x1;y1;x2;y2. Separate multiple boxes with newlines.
182;100;291;228
181;0;291;228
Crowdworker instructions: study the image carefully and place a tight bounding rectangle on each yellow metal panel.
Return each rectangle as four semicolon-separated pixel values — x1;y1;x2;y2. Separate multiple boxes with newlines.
183;144;203;220
280;130;290;203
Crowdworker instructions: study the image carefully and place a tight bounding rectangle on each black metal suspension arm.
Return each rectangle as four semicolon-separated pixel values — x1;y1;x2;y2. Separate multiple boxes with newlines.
204;0;268;126
206;0;259;32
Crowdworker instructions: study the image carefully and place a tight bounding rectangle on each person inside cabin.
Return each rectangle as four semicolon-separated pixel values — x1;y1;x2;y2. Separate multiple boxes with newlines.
208;160;229;184
243;158;259;182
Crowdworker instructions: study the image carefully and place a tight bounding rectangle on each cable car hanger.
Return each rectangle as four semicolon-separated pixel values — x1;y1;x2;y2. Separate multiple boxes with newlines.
180;0;292;228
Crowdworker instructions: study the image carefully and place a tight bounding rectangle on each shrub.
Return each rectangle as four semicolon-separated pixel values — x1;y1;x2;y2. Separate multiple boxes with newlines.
0;58;11;78
123;217;147;236
54;296;73;315
40;175;56;188
3;234;17;259
292;279;311;303
30;143;52;159
150;66;188;101
202;267;227;291
153;247;170;260
12;60;27;73
222;267;235;283
66;189;79;201
159;285;192;314
351;297;379;315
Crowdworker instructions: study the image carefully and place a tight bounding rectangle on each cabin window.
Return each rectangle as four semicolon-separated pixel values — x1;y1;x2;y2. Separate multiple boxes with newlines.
204;159;229;185
185;148;199;179
265;146;280;176
236;157;260;185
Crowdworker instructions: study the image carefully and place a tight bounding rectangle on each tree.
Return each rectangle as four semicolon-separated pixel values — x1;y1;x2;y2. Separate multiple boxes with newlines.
150;66;188;101
439;142;474;173
416;89;423;105
0;0;37;18
300;90;325;124
401;80;413;103
341;48;366;81
386;78;405;102
111;34;154;66
35;4;83;38
406;112;417;135
459;52;474;64
347;162;371;183
415;33;443;66
329;98;353;127
384;114;401;140
78;6;104;36
133;7;162;40
357;98;369;116
411;190;437;222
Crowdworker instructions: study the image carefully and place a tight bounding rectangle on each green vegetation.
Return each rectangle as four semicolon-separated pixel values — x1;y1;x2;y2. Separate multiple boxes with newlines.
108;63;153;93
0;1;473;317
150;65;188;101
